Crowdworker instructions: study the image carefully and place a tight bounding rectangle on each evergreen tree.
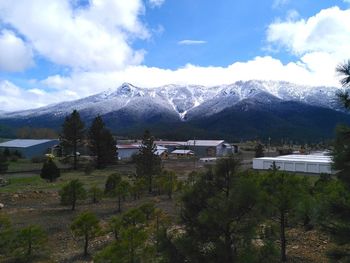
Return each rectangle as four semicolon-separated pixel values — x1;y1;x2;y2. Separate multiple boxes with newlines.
71;211;101;256
259;170;307;262
15;225;47;259
40;158;60;182
177;157;261;262
59;179;87;210
0;151;8;174
320;60;350;260
336;60;350;108
88;116;116;169
255;143;264;158
88;184;103;203
135;130;161;193
0;214;13;256
60;110;85;170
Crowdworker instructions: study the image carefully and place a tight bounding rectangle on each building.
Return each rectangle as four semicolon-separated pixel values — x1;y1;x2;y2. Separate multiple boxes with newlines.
116;144;168;160
155;141;187;153
170;149;194;158
186;140;234;157
116;144;140;160
253;153;333;174
0;139;59;158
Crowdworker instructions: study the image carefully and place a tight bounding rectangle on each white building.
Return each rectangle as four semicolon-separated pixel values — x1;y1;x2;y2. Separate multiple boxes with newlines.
253;153;333;174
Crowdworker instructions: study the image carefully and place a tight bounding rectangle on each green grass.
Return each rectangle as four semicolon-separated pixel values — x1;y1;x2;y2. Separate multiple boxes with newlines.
0;168;123;193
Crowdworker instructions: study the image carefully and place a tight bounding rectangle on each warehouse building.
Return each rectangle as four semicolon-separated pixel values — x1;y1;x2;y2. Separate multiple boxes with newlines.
0;139;59;159
253;153;333;174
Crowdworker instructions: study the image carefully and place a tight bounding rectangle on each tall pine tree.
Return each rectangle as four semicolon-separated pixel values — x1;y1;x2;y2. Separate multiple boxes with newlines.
60;110;85;170
135;130;161;193
88;116;116;168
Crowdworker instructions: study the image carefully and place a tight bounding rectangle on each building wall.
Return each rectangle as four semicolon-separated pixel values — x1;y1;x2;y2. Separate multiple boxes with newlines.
118;148;139;160
253;158;332;174
0;140;59;158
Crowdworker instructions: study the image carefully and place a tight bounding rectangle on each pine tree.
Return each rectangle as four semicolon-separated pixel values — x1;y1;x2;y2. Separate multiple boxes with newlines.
255;143;264;158
259;170;307;262
40;158;60;182
60;110;85;170
71;211;101;257
88;116;116;169
135;130;161;193
59;179;87;211
0;151;8;174
178;157;261;262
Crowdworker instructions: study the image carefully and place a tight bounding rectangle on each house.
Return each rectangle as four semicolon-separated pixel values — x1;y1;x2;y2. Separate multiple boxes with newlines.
0;139;59;159
186;140;234;157
170;149;195;158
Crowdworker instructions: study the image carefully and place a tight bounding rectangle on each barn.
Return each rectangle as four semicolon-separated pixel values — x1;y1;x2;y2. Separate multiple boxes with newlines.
253;152;333;174
0;139;59;159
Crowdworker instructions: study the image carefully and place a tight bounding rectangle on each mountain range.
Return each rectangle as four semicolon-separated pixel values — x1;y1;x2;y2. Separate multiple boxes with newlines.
0;80;349;142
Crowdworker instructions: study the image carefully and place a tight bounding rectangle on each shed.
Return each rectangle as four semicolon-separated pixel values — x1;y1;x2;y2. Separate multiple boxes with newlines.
253;153;333;174
0;139;59;158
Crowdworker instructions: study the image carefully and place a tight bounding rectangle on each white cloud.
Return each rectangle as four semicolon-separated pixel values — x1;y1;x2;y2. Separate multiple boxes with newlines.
267;6;350;59
0;53;341;111
0;30;33;72
273;0;289;8
148;0;165;8
178;40;207;45
0;0;148;71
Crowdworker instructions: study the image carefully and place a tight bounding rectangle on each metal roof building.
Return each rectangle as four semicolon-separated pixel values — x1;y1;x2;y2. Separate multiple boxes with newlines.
253;153;333;174
0;139;59;158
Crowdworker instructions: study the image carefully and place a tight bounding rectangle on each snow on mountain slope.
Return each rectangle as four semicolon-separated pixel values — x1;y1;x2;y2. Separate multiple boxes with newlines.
1;81;341;121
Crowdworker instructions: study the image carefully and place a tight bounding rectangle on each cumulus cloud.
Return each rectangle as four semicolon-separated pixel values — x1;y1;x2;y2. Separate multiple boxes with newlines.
0;30;33;72
148;0;165;8
267;7;350;59
0;54;341;111
0;0;148;71
178;40;207;45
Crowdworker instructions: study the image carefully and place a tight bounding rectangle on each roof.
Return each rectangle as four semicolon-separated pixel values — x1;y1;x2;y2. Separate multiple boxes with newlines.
254;153;332;164
171;149;194;154
186;140;225;147
155;149;167;155
0;139;58;148
116;144;140;149
155;141;187;146
117;144;167;151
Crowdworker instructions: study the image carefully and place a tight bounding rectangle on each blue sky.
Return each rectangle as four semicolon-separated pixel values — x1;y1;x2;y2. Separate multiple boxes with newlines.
0;0;350;111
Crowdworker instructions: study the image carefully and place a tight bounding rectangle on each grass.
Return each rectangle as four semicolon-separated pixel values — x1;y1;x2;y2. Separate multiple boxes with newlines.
0;167;129;194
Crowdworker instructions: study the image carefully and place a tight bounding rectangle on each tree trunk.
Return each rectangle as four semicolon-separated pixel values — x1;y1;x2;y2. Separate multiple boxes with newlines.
72;190;76;211
224;229;233;262
84;233;89;256
148;174;152;194
118;196;121;212
73;141;77;170
280;211;287;262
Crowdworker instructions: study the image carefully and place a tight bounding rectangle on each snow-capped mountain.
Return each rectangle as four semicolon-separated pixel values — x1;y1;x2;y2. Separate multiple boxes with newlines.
1;80;341;121
1;80;347;141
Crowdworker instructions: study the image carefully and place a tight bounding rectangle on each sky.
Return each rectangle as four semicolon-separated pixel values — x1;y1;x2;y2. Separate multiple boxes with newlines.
0;0;350;111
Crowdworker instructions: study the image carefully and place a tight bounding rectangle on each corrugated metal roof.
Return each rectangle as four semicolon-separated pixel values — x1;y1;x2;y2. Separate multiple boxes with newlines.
171;150;194;154
0;139;57;148
186;140;225;147
155;141;187;146
254;153;332;164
